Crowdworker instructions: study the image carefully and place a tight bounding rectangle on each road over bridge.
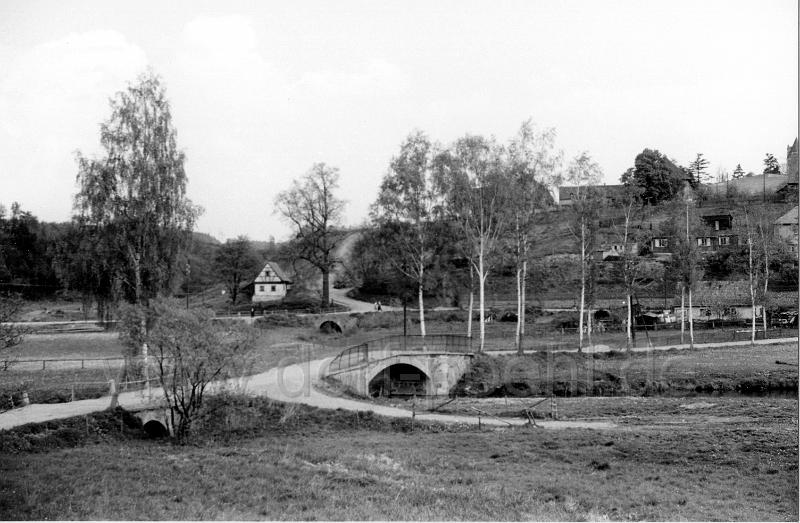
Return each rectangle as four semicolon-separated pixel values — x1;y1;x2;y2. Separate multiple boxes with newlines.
324;335;475;397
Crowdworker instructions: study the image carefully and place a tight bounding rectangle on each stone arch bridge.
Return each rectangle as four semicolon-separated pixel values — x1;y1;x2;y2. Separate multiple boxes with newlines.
324;335;475;397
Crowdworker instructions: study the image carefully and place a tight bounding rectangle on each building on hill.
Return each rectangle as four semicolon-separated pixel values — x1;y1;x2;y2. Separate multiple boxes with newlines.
774;206;799;253
650;209;738;257
596;242;639;260
249;261;293;302
557;184;626;207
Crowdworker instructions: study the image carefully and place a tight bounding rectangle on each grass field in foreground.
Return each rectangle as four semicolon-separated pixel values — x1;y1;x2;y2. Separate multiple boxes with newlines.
0;397;796;521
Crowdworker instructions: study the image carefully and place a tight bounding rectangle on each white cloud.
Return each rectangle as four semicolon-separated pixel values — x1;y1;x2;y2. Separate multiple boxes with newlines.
0;30;148;219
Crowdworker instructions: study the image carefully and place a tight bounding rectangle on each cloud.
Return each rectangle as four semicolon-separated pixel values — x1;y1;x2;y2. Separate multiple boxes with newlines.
0;30;148;219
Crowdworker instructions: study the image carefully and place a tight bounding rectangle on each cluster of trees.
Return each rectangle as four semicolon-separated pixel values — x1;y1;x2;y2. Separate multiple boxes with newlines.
344;121;589;352
0;203;63;294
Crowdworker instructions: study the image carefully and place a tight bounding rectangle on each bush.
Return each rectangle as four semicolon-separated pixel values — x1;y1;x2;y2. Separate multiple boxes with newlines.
254;313;305;328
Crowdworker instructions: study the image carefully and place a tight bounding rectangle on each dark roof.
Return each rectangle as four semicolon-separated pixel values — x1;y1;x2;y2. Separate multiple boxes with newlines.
254;261;292;283
692;281;752;306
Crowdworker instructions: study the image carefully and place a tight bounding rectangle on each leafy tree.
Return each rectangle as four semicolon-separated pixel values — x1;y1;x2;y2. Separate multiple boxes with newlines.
73;71;199;322
54;222;117;321
688;153;711;185
214;236;261;304
505;120;561;353
121;299;256;442
621;149;687;205
372;131;439;336
434;135;510;351
275;163;345;306
763;153;781;175
0;203;61;292
732;164;745;179
566;153;602;351
0;295;25;369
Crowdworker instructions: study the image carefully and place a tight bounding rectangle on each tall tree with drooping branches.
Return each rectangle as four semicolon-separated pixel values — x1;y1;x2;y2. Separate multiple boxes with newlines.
74;70;199;343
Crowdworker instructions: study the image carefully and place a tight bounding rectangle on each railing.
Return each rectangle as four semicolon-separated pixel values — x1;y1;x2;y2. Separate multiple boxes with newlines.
327;334;473;374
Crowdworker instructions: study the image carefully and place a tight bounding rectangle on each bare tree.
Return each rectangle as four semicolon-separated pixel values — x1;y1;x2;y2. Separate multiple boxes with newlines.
611;185;645;351
122;299;256;442
275;163;345;307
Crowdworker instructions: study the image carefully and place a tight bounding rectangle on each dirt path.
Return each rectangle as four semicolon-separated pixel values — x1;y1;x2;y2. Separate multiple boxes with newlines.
0;357;615;431
329;288;400;312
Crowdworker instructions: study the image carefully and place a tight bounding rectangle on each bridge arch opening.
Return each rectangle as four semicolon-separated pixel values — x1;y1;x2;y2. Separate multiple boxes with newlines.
319;320;342;334
368;363;429;398
143;419;169;438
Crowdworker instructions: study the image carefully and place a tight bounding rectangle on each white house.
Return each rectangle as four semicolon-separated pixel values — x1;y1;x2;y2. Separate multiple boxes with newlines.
251;261;292;303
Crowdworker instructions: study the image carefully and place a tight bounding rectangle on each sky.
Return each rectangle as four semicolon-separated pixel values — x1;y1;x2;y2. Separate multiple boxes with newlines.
0;0;797;243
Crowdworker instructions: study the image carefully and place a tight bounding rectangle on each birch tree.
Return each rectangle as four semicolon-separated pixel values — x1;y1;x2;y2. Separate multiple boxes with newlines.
74;71;199;355
372;131;439;336
611;185;645;350
434;135;510;352
565;153;602;352
506;121;562;354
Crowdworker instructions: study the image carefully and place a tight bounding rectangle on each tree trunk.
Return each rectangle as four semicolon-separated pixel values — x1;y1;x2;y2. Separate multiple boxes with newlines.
418;275;426;338
626;291;632;351
515;267;522;354
521;258;527;345
478;244;486;353
321;268;330;307
578;221;585;352
688;287;694;349
681;287;685;345
467;264;474;339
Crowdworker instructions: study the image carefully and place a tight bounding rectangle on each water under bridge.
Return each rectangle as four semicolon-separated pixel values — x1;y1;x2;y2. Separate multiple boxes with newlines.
324;335;475;397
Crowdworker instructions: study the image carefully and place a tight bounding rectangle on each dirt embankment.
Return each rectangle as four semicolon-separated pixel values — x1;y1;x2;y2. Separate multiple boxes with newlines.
454;349;800;398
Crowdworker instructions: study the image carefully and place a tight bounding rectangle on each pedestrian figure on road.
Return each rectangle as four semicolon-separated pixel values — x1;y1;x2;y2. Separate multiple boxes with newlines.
250;306;255;318
377;301;382;312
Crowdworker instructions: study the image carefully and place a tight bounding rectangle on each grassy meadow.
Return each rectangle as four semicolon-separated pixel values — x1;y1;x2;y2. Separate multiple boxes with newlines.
0;397;796;521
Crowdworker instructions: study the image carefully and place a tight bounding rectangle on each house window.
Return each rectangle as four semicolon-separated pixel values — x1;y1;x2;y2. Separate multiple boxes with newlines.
653;238;668;248
259;285;265;292
718;236;730;246
697;237;712;247
271;285;276;292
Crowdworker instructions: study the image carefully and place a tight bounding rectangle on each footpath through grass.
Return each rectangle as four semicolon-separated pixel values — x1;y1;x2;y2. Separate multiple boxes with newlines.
0;396;796;521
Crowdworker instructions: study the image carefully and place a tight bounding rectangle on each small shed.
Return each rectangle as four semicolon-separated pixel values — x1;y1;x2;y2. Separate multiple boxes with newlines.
251;261;293;303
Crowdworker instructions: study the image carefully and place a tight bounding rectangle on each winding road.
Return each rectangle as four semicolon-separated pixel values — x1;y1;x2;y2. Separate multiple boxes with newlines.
0;355;615;432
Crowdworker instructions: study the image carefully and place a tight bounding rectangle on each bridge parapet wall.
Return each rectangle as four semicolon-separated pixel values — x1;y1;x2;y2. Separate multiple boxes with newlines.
328;353;472;397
